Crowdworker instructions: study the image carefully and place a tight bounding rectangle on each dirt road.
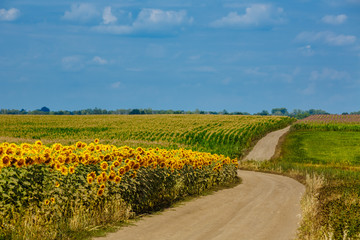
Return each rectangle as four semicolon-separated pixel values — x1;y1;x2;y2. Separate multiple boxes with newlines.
97;126;304;240
243;126;291;161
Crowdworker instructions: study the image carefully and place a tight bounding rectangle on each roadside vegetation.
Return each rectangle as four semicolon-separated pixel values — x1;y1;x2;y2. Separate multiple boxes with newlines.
240;114;360;240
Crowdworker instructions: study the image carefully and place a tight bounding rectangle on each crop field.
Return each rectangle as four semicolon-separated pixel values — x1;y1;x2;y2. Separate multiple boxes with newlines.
240;115;360;239
0;115;294;158
0;114;294;239
298;114;360;124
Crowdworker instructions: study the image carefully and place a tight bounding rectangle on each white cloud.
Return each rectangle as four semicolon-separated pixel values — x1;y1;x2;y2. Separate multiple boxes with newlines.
193;66;217;72
111;81;122;89
211;4;284;28
63;3;99;22
92;56;107;65
61;56;84;71
322;14;347;25
0;8;20;21
93;8;193;34
103;6;117;24
296;31;356;46
310;68;350;81
302;83;316;95
298;45;314;56
244;67;268;76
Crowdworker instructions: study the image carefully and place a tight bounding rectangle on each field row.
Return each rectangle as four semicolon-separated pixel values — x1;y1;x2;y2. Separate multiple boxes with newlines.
0;115;294;158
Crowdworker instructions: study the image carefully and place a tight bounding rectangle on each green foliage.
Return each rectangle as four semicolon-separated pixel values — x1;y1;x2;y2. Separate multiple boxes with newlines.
0;115;295;158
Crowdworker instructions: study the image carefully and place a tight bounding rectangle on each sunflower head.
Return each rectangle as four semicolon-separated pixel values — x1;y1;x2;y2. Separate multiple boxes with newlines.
44;199;50;205
94;139;100;144
114;176;121;184
69;166;75;174
60;166;68;175
55;182;60;187
15;158;25;168
118;167;125;175
95;175;102;184
108;171;116;181
133;163;140;170
87;176;94;184
100;161;108;171
1;155;11;167
50;198;55;204
97;188;104;197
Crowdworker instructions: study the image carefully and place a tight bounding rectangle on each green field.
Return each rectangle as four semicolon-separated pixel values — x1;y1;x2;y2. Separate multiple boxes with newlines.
282;131;360;167
0;115;294;158
241;116;360;239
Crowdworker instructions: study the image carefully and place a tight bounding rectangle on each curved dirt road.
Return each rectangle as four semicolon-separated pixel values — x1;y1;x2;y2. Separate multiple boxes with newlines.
97;127;304;240
243;126;290;161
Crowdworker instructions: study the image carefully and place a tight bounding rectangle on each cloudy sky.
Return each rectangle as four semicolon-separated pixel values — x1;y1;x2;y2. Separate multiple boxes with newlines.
1;0;359;113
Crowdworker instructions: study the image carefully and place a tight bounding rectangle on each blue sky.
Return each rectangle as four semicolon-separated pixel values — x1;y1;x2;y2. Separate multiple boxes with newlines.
1;0;359;113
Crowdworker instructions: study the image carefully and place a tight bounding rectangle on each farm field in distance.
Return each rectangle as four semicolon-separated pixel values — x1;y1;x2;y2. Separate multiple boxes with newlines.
0;114;294;239
0;115;294;158
240;114;360;239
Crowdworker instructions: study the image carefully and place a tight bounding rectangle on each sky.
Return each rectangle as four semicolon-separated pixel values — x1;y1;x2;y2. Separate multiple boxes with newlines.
1;0;360;113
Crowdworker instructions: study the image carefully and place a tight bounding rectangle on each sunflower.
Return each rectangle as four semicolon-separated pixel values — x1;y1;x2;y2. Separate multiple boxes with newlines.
101;172;108;182
132;163;140;170
124;165;130;172
69;166;75;174
130;171;137;178
97;188;104;196
15;158;25;168
100;184;105;189
55;182;60;187
1;155;11;167
114;176;121;184
108;171;116;181
60;166;68;175
100;161;108;171
50;198;55;204
35;140;42;146
89;171;96;179
87;176;94;184
118;167;125;175
94;139;99;144
97;176;103;185
44;199;50;205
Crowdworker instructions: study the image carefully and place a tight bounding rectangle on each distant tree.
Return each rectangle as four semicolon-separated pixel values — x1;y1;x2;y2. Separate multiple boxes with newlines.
350;111;360;115
271;108;288;116
342;112;349;115
40;106;50;113
222;109;229;115
209;111;218;115
129;109;141;115
255;110;269;116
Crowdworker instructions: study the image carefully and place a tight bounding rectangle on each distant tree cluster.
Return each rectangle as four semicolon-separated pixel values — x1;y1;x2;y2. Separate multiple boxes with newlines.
255;108;331;119
1;106;359;119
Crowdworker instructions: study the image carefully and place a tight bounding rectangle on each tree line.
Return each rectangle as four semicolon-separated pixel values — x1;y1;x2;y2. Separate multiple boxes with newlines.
0;107;359;119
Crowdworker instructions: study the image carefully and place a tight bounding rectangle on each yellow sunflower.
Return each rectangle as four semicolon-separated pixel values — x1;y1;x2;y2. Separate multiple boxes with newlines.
100;161;108;171
97;188;104;196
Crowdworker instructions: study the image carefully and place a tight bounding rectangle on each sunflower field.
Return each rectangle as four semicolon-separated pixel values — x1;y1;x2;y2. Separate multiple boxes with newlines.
0;140;238;239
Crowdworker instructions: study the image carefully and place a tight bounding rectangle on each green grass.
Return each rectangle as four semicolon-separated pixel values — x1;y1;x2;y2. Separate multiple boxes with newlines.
282;130;360;167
